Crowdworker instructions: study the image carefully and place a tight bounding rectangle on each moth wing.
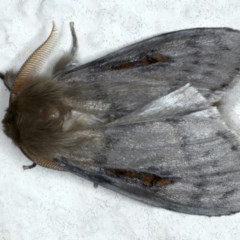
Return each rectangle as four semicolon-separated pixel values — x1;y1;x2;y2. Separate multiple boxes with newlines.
59;28;240;117
55;85;240;216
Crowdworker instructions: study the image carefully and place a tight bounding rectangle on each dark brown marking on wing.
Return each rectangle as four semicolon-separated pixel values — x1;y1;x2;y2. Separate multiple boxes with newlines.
141;53;166;65
106;62;134;70
104;52;168;70
105;168;174;188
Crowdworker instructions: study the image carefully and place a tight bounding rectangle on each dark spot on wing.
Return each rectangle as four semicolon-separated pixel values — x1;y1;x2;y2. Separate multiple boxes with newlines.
212;159;220;168
207;62;216;67
220;83;229;88
204;93;211;98
180;135;188;148
204;71;213;77
147;166;160;172
141;53;166;65
104;52;169;70
231;145;238;151
221;189;236;199
183;69;192;73
216;131;230;140
221;45;231;51
216;133;238;151
107;62;135;70
95;157;107;165
194;181;208;188
165;118;182;124
209;87;217;92
191;192;203;201
186;39;197;48
189;192;205;208
105;168;174;188
201;150;211;157
192;60;199;65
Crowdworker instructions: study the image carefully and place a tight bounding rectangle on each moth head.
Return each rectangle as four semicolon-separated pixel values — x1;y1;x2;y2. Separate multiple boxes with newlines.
2;23;69;158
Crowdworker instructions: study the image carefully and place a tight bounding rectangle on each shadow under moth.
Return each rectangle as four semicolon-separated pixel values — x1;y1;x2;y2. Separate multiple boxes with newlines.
2;22;240;216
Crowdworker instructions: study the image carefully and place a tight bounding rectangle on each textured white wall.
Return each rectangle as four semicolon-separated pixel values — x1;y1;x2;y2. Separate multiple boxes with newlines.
1;1;240;240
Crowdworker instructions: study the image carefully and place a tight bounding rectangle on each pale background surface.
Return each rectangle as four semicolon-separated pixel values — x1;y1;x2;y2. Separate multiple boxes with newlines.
1;1;240;240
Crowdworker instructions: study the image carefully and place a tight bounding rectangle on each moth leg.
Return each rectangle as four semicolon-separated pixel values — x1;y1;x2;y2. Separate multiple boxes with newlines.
23;163;37;170
69;21;78;57
0;72;4;79
53;22;78;76
0;70;16;91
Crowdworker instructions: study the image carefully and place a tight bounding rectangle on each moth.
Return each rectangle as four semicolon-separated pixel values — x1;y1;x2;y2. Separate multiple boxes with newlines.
2;22;240;216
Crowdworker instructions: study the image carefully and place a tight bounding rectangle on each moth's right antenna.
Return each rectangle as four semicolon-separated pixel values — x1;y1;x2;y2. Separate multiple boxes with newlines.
13;22;58;96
